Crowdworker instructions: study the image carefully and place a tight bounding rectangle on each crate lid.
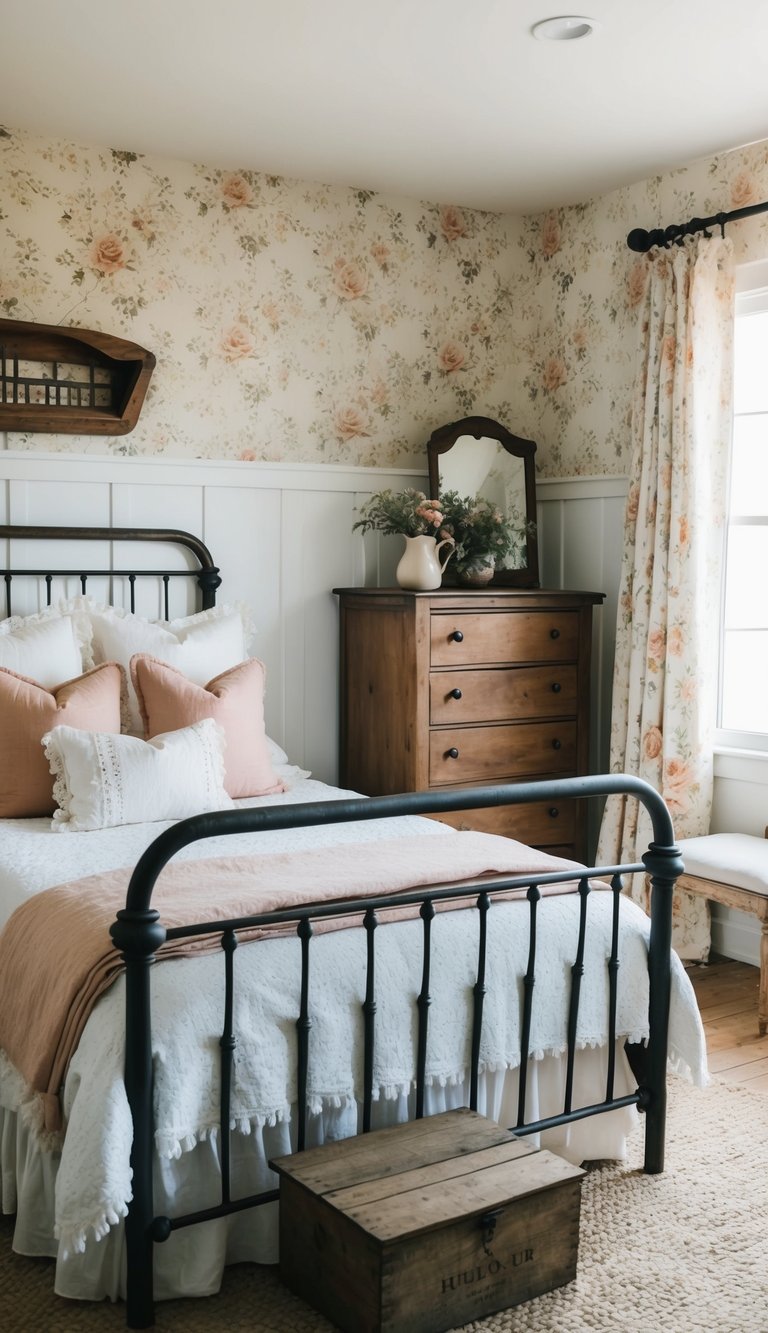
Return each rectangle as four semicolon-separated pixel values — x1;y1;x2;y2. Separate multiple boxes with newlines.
270;1108;583;1243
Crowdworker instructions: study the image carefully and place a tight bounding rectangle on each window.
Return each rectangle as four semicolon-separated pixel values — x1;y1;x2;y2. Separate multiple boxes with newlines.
718;261;768;749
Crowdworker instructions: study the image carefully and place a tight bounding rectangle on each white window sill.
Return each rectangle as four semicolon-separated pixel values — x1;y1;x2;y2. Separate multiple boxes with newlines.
714;745;768;783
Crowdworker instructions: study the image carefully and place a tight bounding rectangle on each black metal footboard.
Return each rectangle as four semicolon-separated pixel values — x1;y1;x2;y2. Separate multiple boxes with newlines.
110;773;682;1329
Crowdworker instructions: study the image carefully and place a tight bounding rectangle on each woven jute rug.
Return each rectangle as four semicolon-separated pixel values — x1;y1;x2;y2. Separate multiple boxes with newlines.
1;1076;766;1332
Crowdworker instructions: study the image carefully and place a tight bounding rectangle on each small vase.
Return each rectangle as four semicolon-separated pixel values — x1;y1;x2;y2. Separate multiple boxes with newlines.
396;534;454;590
456;556;495;587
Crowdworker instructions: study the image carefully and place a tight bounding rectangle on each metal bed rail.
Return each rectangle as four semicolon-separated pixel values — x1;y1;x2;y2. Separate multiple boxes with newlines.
110;773;683;1329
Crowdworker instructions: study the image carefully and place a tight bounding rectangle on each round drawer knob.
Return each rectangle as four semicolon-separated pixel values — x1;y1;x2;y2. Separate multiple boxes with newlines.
450;688;463;700
447;747;460;759
548;807;560;819
551;682;562;693
550;628;561;640
450;629;464;643
552;738;562;750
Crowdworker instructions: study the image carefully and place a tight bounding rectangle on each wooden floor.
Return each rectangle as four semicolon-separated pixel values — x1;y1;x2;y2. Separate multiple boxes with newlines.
688;956;768;1091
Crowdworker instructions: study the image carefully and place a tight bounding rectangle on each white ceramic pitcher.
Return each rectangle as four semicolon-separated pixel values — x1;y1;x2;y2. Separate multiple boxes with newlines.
395;534;454;590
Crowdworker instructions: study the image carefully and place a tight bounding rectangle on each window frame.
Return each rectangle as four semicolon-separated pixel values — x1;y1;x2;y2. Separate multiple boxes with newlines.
715;258;768;754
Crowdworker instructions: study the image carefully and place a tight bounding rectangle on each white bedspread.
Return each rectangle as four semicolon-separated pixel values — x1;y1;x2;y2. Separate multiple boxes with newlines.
0;770;707;1287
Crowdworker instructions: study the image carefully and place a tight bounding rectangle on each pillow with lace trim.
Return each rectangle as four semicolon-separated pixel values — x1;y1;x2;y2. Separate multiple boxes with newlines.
42;717;233;831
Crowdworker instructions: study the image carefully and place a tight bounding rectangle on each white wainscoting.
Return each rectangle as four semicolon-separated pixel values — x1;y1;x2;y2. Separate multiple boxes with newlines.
1;455;630;789
0;451;429;784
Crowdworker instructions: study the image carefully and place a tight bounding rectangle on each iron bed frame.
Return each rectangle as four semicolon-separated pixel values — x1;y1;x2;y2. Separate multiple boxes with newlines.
0;526;684;1330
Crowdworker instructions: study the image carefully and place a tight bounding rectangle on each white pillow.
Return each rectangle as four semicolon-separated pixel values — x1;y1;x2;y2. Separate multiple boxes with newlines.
84;602;253;734
0;612;90;688
42;718;234;831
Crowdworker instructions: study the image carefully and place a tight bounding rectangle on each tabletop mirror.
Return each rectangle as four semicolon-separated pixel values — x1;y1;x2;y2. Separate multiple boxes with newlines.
426;415;539;587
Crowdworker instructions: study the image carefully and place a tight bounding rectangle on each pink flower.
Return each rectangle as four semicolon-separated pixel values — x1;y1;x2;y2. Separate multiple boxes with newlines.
643;725;663;761
89;233;127;275
219;323;255;361
678;515;689;547
663;758;694;817
440;205;467;242
437;341;466;374
239;448;257;461
731;171;758;209
333;260;368;300
370;379;388;406
221;174;253;209
647;627;666;666
333;406;370;441
627;261;647;308
668;625;684;657
261;298;281;330
370;242;391;268
626;483;640;523
541;213;561;258
541;357;566;392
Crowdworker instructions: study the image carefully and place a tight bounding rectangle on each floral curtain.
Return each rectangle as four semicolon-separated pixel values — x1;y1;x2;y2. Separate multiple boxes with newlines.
597;235;735;960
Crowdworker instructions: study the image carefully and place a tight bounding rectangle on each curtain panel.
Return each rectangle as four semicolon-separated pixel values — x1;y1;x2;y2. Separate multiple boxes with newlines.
598;235;735;960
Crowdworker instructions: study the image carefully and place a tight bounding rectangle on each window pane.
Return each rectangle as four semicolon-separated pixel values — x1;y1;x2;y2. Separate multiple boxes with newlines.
722;526;768;628
734;311;768;414
730;415;768;516
721;631;768;732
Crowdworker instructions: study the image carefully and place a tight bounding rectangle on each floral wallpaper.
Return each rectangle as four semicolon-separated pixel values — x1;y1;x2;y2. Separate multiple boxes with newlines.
3;121;768;476
0;125;523;468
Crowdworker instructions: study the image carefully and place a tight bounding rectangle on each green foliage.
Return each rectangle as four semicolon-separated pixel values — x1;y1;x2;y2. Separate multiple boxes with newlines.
353;488;447;539
439;490;531;571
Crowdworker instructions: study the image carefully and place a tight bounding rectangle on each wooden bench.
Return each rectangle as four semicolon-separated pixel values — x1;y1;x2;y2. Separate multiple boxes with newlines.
677;833;768;1035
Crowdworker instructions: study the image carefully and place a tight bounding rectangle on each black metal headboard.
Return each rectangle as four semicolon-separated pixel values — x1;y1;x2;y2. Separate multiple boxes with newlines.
0;525;221;619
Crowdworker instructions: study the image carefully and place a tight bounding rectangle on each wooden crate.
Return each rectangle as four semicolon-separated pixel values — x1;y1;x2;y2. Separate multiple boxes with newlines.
270;1108;584;1333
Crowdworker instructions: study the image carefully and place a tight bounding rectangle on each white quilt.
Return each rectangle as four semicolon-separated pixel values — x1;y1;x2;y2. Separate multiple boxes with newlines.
0;771;707;1275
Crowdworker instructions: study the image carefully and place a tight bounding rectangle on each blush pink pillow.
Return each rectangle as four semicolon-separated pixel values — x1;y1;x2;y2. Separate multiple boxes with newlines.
0;662;124;818
130;655;286;800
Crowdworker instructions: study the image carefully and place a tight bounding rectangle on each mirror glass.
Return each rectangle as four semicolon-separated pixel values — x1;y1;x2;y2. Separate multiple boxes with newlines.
427;416;539;587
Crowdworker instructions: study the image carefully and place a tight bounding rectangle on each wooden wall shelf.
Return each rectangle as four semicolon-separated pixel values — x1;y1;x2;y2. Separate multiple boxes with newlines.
0;318;155;435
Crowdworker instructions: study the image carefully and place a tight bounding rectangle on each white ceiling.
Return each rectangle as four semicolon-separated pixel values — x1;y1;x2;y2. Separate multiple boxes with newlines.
2;0;768;214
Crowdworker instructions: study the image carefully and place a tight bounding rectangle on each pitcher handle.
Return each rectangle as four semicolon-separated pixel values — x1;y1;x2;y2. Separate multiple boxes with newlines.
435;537;455;572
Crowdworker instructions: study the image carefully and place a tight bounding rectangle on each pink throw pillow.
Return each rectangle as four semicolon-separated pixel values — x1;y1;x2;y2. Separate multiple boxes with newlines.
131;655;286;800
0;662;124;818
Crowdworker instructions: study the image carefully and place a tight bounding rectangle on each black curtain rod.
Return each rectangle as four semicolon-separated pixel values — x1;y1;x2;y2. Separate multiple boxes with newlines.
626;198;768;252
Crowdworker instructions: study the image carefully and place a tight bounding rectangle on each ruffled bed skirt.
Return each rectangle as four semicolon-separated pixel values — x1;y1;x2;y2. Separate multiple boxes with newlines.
1;1043;640;1303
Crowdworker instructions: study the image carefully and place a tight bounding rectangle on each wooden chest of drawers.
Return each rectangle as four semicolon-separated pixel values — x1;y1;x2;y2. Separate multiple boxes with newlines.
333;587;603;860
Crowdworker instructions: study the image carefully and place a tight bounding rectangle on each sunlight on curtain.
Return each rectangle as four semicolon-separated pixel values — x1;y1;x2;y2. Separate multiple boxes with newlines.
598;235;735;960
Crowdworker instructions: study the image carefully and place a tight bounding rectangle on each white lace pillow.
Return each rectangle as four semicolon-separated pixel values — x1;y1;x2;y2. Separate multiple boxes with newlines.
0;610;92;688
42;718;234;831
82;602;254;735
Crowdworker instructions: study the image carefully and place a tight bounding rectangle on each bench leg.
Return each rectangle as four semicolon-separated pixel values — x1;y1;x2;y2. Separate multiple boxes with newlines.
760;918;768;1038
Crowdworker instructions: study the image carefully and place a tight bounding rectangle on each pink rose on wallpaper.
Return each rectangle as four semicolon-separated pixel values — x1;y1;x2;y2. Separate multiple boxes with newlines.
540;213;561;258
541;357;566;392
221;174;253;209
333;405;370;441
370;242;391;269
89;233;127;275
643;725;663;761
437;341;466;374
239;448;257;461
440;205;467;242
731;171;758;209
333;260;368;300
663;757;694;817
261;298;281;330
370;378;388;406
627;261;647;308
571;326;588;353
220;323;255;361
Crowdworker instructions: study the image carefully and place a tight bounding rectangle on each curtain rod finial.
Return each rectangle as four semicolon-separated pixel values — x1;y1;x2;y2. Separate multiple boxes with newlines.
627;228;651;253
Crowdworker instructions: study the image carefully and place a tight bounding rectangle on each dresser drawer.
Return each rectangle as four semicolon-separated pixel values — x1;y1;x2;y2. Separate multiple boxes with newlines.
430;798;577;846
430;665;578;725
430;611;579;667
429;721;577;784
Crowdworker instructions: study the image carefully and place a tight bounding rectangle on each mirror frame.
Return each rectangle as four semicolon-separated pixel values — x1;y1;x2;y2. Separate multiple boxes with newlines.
426;415;539;588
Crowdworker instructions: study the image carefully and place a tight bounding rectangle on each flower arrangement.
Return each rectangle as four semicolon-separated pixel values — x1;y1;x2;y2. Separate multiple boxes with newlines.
352;488;449;539
438;490;530;575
